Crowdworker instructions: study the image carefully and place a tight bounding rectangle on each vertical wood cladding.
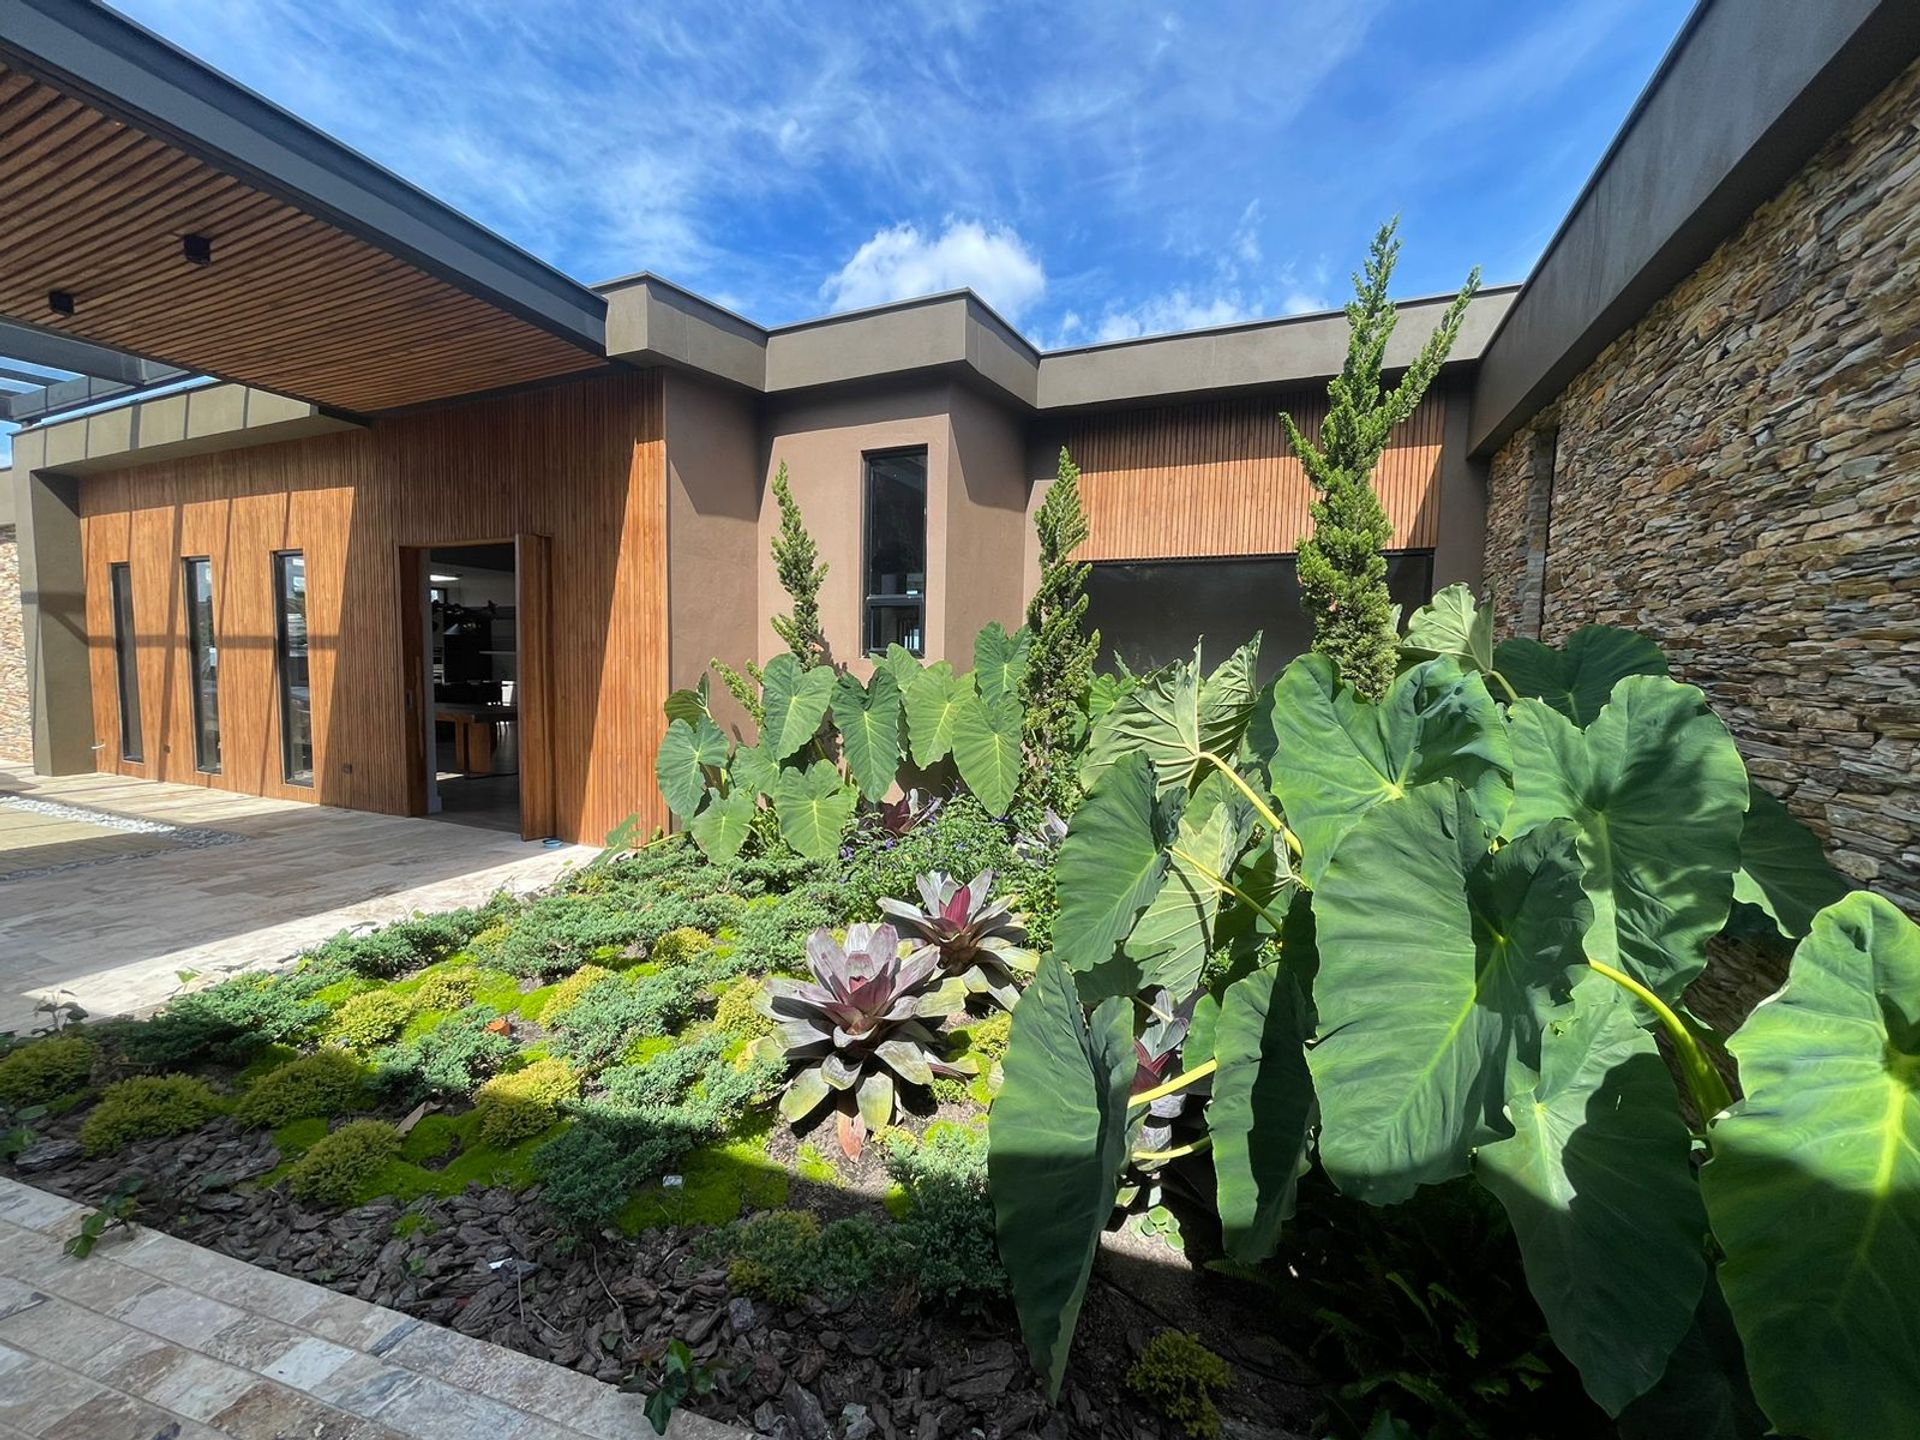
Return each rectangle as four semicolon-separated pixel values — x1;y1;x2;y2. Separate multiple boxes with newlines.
1068;391;1445;560
77;370;667;844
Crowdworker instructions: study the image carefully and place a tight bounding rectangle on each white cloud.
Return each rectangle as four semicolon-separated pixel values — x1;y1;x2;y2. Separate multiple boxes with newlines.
1092;290;1259;343
822;219;1047;320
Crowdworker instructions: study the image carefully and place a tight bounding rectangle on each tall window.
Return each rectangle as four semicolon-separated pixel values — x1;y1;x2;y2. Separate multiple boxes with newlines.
863;449;927;656
109;564;143;762
273;552;313;785
182;557;221;773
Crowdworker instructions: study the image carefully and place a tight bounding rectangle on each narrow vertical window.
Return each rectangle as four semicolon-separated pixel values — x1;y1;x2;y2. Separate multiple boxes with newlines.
108;563;143;762
274;551;313;785
182;557;221;773
863;449;927;656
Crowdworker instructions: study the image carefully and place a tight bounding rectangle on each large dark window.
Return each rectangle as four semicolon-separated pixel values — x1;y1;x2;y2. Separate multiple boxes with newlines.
863;449;927;656
1084;551;1436;684
274;552;313;785
109;563;143;762
183;557;222;773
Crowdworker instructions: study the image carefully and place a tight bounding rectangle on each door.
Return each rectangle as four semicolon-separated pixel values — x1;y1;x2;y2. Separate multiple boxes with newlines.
515;532;556;840
399;548;431;816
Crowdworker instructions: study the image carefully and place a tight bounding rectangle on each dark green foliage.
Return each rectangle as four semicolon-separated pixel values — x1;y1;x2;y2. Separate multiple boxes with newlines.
546;969;707;1073
1285;220;1479;699
492;894;653;977
0;1036;93;1107
79;1074;223;1154
232;1049;367;1128
885;1124;1007;1303
1126;1330;1234;1440
1021;447;1100;812
840;794;1055;950
706;1209;906;1306
114;971;333;1068
768;460;829;668
301;899;512;980
287;1119;402;1207
371;1006;515;1097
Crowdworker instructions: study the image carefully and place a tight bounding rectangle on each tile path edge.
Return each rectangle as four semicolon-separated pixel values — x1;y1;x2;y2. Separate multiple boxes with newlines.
0;1176;747;1440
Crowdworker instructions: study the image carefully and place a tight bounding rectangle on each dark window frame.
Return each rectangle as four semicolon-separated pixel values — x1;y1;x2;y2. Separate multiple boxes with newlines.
272;550;313;786
861;446;929;657
108;563;143;762
181;555;222;774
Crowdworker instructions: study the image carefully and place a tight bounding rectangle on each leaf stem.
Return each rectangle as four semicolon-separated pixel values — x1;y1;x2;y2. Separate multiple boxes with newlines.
1487;669;1521;705
1128;1059;1219;1110
1197;752;1304;861
1133;1137;1213;1165
1587;958;1733;1121
1168;844;1293;934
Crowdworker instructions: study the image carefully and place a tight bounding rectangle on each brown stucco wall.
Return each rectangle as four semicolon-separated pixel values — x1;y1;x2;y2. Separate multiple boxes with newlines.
0;523;28;763
1483;54;1920;910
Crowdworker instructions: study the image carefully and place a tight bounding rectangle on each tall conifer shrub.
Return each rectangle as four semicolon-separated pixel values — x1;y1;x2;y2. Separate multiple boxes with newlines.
1020;447;1100;811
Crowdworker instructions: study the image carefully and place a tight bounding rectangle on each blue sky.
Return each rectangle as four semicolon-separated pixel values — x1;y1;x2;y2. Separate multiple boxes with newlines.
111;0;1691;343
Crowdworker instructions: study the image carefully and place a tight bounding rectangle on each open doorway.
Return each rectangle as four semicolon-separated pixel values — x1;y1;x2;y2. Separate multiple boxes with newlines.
421;543;521;833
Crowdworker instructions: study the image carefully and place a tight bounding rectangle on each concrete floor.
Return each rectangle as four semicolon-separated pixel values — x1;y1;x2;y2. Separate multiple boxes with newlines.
0;766;596;1037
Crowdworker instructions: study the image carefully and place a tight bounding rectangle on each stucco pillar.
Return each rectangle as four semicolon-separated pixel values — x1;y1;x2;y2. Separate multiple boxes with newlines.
10;446;96;774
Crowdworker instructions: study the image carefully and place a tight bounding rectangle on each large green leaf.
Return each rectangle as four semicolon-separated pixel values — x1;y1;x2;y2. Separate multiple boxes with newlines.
687;786;756;863
1494;625;1667;727
771;761;857;861
1053;752;1181;982
1617;1278;1770;1440
1476;978;1709;1417
1506;676;1748;1000
879;642;923;693
1120;769;1248;999
988;959;1135;1399
973;621;1033;705
1307;789;1588;1204
832;669;904;802
1211;965;1315;1263
663;675;712;728
1700;891;1920;1440
951;690;1023;815
656;717;729;819
1082;655;1201;798
1197;637;1262;757
1402;583;1496;678
729;739;780;799
1731;784;1850;940
903;664;971;767
759;652;836;760
1257;654;1512;885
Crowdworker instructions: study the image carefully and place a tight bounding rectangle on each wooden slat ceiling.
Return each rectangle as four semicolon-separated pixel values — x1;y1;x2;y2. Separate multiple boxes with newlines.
0;64;604;413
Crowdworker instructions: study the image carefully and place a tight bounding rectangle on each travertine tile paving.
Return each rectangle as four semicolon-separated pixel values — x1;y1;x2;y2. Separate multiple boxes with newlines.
0;766;596;1036
0;1177;740;1439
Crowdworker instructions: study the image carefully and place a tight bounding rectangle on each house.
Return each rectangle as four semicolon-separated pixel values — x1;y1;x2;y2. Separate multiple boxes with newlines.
1;0;1915;910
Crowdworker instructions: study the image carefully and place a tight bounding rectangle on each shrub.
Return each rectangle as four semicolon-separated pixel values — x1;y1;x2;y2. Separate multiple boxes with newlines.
954;1010;1012;1063
300;900;513;980
372;1005;515;1097
547;969;707;1073
0;1036;93;1107
714;1210;904;1305
885;1124;1005;1303
539;965;614;1026
473;1058;578;1147
840;796;1054;949
116;972;330;1068
232;1049;366;1129
1126;1330;1233;1440
493;895;652;977
411;965;482;1011
649;927;713;967
287;1120;402;1207
713;978;775;1041
79;1075;223;1154
327;990;415;1050
533;1106;709;1230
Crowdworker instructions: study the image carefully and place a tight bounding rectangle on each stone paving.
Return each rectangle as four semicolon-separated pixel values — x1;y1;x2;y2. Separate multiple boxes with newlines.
0;766;597;1036
0;1177;739;1439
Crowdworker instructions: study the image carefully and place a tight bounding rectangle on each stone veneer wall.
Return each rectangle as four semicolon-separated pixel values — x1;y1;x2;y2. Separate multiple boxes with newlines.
0;524;29;764
1484;54;1920;914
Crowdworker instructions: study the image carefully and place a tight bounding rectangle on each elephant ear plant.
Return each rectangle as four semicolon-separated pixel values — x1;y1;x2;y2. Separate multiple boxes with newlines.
763;923;972;1159
878;869;1038;1009
986;592;1914;1440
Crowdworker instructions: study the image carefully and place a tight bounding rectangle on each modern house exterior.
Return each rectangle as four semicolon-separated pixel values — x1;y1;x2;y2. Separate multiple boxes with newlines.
2;0;1916;911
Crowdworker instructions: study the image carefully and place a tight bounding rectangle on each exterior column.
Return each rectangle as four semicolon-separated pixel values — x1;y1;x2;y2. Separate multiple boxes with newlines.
10;445;96;774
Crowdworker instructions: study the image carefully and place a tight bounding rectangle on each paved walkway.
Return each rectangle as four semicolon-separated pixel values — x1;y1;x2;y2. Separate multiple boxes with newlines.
0;1177;734;1439
0;767;596;1036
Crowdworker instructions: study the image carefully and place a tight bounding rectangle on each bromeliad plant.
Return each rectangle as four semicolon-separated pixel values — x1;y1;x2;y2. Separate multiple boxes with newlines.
764;922;973;1158
878;869;1038;1010
987;588;1914;1440
657;621;1034;864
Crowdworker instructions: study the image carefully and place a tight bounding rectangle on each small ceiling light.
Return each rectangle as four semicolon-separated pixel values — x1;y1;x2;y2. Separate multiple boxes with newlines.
430;574;461;583
48;290;75;316
182;234;213;266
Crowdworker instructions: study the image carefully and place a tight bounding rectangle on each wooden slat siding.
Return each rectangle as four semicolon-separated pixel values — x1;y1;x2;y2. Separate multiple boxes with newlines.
78;371;669;845
515;532;556;841
1069;390;1445;560
0;66;601;413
